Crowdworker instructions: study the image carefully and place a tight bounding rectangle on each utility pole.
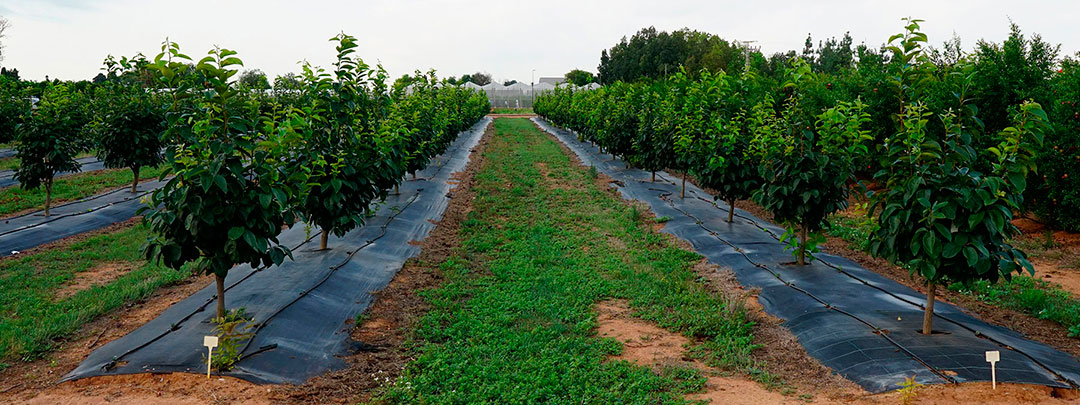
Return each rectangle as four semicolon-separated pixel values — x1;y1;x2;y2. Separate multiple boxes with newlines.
531;68;536;106
737;40;758;70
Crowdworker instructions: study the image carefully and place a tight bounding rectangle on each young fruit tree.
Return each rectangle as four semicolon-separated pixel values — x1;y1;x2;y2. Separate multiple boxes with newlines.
867;19;1051;335
142;45;302;318
14;83;87;216
752;59;871;265
630;79;679;186
674;70;766;217
94;54;165;193
294;33;404;250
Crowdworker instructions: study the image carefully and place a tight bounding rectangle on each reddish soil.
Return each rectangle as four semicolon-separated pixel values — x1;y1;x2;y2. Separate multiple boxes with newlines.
1012;217;1080;296
595;299;793;404
53;262;133;301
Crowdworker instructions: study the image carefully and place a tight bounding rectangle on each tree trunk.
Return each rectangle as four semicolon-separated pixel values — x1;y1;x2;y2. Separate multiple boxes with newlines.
411;171;417;180
215;273;226;319
651;171;656;182
680;173;686;199
922;283;937;335
797;226;808;265
394;184;399;195
44;179;52;217
727;198;736;223
320;228;329;250
131;166;140;193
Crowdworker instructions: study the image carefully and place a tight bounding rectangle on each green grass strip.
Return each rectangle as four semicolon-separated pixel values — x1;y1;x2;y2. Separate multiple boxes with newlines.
0;223;189;367
380;118;764;403
0;165;166;218
490;107;534;114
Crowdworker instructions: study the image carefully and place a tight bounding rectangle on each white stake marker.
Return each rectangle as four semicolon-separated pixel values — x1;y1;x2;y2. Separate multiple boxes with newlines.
985;350;1000;389
204;336;219;379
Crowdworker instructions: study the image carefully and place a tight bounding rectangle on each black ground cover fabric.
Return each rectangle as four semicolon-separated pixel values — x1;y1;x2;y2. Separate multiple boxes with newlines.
533;118;1080;393
62;118;490;385
0;179;166;256
0;156;106;189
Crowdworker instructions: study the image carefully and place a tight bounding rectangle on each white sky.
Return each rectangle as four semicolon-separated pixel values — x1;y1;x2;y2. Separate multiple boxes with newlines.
0;0;1077;83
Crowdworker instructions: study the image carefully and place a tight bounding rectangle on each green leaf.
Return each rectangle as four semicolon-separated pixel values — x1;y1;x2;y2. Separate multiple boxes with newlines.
242;230;257;249
942;241;964;258
963;246;977;267
214;175;228;192
228;227;245;240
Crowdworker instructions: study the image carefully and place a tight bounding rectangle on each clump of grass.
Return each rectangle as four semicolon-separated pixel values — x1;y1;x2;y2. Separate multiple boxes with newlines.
948;277;1080;337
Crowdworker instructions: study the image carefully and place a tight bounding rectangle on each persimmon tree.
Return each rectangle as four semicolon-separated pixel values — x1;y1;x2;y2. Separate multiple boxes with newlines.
294;33;405;250
143;46;302;318
94;54;165;193
751;59;870;265
631;79;678;184
676;70;769;222
14;83;87;216
867;19;1051;335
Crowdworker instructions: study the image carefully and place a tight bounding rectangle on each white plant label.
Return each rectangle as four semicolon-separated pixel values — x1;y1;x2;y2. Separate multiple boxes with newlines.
204;336;219;379
985;350;1000;389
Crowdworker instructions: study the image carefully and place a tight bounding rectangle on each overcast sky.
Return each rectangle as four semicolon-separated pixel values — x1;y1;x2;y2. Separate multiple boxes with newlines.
0;0;1077;83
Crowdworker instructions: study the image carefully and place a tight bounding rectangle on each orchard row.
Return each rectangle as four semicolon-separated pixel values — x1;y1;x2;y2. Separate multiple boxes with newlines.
535;20;1051;333
6;34;490;318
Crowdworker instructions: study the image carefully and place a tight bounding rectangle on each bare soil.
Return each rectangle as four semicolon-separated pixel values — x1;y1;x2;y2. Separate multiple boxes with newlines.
53;262;133;301
1012;217;1080;296
595;299;794;404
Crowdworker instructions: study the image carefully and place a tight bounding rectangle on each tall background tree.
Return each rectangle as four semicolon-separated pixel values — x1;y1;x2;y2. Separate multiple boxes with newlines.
564;69;595;86
237;69;271;90
468;72;492;86
0;16;10;65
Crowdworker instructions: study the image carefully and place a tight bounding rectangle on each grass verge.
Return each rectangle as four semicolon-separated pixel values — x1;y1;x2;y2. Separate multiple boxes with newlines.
827;211;1080;338
379;118;764;403
0;165;166;217
0;223;190;368
490;107;534;114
